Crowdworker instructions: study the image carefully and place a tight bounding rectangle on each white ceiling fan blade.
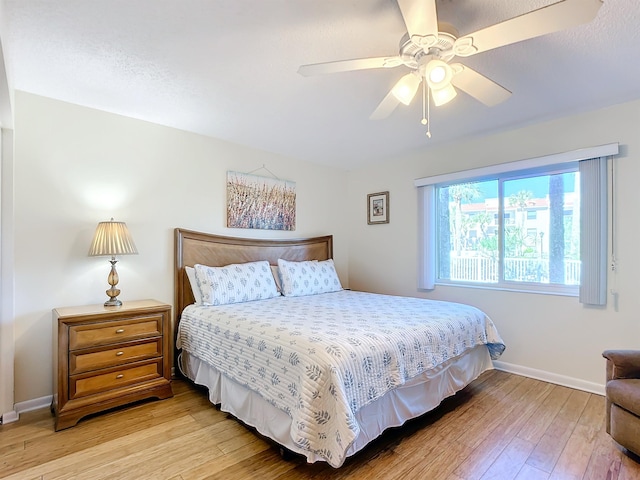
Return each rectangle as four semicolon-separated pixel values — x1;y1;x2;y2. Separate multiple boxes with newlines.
397;0;439;48
450;63;511;106
298;56;402;76
453;0;603;57
370;90;401;120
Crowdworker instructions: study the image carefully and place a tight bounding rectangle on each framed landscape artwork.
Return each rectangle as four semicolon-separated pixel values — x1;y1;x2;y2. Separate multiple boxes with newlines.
227;171;296;230
367;191;389;225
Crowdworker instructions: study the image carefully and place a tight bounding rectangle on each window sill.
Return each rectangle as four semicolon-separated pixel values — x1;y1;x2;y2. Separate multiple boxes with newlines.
434;280;578;297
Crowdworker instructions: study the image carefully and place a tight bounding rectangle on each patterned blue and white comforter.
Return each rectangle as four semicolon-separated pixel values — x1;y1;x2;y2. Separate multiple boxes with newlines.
177;290;505;467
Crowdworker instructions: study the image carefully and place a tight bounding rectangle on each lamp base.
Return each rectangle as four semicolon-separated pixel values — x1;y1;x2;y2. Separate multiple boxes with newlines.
104;259;123;307
104;298;123;307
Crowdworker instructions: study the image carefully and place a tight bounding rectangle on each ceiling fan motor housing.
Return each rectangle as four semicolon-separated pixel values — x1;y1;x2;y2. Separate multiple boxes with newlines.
400;22;458;68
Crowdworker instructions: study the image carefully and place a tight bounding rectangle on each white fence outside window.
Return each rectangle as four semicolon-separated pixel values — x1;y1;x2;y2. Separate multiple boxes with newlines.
448;255;581;285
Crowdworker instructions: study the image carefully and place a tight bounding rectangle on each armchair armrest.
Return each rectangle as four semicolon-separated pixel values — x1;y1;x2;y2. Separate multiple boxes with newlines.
603;350;640;381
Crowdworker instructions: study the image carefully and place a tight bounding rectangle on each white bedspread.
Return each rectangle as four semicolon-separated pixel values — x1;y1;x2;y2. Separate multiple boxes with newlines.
177;290;505;467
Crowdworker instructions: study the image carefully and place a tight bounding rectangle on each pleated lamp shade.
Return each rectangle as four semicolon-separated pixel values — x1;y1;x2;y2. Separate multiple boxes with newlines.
88;219;138;257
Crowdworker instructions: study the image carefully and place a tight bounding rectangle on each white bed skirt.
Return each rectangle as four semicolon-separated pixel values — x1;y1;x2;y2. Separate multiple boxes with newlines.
179;344;493;465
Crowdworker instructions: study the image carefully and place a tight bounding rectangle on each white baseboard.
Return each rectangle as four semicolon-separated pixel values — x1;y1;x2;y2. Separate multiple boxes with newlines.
1;409;19;424
14;394;52;416
493;361;605;396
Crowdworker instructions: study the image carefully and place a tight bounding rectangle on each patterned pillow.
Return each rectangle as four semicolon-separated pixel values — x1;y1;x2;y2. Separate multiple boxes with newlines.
194;261;279;306
277;258;342;297
185;266;203;304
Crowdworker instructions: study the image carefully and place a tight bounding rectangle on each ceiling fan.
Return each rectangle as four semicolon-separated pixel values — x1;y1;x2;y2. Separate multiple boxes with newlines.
298;0;603;136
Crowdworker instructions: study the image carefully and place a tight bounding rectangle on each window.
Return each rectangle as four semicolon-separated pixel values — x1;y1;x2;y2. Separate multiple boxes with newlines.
415;143;618;304
436;168;579;292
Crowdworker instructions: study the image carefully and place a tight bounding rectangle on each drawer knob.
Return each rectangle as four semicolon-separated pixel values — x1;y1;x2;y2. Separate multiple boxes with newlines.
116;374;124;379
115;329;125;334
116;351;124;356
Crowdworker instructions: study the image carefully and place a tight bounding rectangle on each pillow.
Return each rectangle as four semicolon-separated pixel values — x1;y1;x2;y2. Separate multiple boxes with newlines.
194;260;279;306
277;258;342;297
270;265;283;293
185;266;203;304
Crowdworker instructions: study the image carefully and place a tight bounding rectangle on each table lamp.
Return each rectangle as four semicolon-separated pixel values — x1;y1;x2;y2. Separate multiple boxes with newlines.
88;218;138;306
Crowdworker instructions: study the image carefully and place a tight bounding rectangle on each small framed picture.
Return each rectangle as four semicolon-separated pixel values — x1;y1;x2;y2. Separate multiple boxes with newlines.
367;191;389;225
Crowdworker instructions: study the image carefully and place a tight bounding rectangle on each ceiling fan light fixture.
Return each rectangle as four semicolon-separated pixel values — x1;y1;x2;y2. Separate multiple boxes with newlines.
391;73;421;105
425;59;453;90
431;83;457;107
429;65;446;84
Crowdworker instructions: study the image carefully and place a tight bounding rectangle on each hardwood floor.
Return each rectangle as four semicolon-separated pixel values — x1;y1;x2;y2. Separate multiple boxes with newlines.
1;371;639;479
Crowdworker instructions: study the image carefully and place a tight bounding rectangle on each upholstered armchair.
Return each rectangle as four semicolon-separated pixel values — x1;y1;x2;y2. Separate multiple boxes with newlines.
603;350;640;456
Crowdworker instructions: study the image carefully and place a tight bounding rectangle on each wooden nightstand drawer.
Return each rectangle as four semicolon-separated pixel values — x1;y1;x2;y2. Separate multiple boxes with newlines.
69;359;163;399
69;338;163;375
69;315;163;350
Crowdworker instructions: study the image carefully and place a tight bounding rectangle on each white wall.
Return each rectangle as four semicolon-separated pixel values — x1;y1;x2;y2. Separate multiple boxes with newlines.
11;91;349;404
347;99;640;390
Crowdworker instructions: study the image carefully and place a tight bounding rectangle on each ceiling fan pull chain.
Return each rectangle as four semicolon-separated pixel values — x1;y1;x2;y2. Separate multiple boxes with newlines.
421;79;427;126
426;83;432;138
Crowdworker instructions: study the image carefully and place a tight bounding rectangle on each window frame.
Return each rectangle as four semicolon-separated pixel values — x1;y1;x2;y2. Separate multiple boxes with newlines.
434;164;580;296
415;143;618;301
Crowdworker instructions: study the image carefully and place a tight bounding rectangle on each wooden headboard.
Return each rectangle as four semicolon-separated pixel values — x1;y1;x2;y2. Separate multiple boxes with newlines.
174;228;333;326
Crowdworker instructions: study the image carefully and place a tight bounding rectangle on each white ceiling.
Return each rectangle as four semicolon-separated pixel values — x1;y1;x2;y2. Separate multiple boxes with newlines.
2;0;639;170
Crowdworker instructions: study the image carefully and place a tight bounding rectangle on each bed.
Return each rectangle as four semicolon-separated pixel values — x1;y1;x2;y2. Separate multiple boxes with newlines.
174;228;505;468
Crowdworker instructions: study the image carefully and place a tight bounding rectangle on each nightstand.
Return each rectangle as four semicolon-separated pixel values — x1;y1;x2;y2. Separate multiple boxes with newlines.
52;299;173;430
